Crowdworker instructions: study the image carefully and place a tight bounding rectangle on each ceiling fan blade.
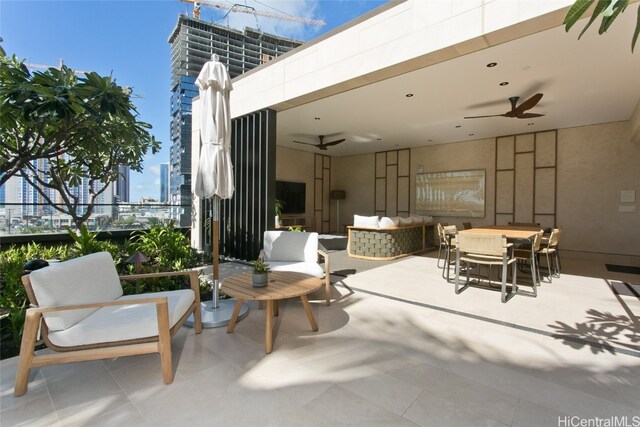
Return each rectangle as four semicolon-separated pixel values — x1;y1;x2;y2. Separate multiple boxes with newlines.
323;138;345;147
516;112;545;119
513;93;543;115
293;140;317;147
464;114;507;119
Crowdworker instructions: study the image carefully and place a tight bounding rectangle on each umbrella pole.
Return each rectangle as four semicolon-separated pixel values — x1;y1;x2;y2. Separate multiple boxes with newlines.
212;196;220;309
187;195;249;328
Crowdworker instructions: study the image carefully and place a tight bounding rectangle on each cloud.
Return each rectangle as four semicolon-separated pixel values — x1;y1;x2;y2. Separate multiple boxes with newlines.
148;164;162;176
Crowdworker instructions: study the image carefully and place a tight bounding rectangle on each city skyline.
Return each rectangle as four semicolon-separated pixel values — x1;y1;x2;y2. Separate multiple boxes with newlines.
1;0;386;202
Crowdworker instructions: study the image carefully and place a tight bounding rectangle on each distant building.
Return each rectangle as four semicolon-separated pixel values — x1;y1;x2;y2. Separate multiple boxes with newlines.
167;15;302;225
0;158;115;222
160;163;169;203
116;165;130;203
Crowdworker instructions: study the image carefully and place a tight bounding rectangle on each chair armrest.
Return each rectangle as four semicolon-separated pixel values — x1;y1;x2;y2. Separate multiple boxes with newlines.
317;249;329;261
27;296;169;315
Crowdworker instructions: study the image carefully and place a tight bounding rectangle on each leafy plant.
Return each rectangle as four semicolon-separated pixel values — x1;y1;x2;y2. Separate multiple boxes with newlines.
274;199;284;217
288;226;303;232
251;259;270;273
129;221;199;271
66;224;118;259
563;0;640;52
0;55;160;229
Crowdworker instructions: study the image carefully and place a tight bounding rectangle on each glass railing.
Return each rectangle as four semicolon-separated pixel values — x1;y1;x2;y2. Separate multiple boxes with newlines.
0;202;191;237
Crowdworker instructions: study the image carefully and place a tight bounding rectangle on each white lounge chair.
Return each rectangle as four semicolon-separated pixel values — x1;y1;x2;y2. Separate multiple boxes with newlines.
260;231;332;305
14;251;202;396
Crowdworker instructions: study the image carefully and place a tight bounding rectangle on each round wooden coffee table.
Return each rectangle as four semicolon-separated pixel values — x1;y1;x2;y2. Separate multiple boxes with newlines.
221;271;322;353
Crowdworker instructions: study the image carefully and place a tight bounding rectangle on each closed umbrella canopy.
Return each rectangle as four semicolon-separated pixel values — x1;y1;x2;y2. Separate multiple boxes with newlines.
195;53;234;200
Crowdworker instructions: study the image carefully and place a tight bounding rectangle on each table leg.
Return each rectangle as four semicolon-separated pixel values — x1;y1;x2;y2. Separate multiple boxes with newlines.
226;298;245;333
273;300;279;317
265;299;274;353
300;294;318;331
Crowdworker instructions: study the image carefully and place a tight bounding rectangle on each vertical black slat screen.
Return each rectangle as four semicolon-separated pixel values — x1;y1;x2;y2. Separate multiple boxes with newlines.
220;108;276;261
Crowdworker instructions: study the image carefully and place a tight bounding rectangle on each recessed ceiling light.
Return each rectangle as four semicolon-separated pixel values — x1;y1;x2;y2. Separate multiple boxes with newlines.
499;81;509;86
314;117;320;120
376;138;382;141
528;122;535;126
394;144;399;147
486;62;497;68
427;139;433;142
405;93;414;97
455;125;461;128
468;133;474;136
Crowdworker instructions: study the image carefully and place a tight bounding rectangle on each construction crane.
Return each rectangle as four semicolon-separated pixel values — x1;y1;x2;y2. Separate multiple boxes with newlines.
180;0;326;27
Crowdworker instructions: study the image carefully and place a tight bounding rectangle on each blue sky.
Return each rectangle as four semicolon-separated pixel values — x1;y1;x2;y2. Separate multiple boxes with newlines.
0;0;386;202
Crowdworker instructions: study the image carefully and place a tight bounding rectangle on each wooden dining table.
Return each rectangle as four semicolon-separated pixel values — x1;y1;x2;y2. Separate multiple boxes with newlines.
459;225;542;240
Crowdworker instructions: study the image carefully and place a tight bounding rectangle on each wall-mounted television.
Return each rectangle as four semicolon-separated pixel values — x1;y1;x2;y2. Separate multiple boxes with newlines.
276;180;306;214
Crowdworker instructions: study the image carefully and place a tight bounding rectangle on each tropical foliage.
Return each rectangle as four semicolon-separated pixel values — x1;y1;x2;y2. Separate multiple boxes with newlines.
563;0;640;52
0;55;160;229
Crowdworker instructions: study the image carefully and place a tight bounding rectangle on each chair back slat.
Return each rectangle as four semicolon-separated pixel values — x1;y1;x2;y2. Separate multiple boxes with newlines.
549;228;561;247
456;233;506;256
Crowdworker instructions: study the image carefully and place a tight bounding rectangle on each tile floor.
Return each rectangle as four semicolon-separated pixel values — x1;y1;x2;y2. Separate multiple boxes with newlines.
1;252;639;426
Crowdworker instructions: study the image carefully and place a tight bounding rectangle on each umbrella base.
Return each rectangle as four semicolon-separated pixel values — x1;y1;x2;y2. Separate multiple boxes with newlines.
185;299;249;329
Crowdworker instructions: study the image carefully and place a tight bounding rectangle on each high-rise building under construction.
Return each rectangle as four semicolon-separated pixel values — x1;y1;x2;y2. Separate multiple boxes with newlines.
167;15;301;226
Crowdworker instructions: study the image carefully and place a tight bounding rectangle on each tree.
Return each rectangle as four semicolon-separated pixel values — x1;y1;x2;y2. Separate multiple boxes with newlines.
563;0;640;52
0;55;160;229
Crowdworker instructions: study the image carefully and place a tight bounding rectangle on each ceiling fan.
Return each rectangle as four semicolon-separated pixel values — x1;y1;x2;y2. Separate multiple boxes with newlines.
293;134;346;150
464;93;545;119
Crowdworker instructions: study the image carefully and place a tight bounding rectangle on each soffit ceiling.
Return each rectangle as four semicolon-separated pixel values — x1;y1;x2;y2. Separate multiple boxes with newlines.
275;10;640;157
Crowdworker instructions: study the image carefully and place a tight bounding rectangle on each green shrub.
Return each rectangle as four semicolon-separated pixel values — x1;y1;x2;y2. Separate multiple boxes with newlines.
0;244;70;359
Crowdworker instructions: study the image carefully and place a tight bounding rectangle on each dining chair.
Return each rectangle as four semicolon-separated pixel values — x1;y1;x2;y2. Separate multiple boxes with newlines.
538;228;561;282
513;231;543;295
14;251;202;397
463;222;473;230
454;233;518;303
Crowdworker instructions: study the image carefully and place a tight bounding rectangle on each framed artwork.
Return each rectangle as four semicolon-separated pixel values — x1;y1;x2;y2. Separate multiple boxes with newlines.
416;169;485;217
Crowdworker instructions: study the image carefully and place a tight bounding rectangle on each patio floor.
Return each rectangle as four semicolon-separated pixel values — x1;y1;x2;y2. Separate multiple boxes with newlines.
1;251;639;426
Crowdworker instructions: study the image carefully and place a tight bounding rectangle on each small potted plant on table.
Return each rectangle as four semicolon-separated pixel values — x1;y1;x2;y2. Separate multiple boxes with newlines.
251;259;270;287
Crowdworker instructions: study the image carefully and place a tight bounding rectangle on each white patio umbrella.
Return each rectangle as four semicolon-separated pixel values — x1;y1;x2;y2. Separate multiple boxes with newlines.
187;53;248;328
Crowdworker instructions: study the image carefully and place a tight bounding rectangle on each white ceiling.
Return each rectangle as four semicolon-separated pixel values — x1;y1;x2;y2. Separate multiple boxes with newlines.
276;11;640;157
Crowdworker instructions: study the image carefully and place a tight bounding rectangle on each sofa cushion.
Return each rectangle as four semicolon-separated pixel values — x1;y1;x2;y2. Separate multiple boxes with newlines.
378;217;396;229
353;215;379;228
46;289;195;348
409;215;423;225
263;231;319;262
267;261;325;278
28;252;123;332
398;217;413;226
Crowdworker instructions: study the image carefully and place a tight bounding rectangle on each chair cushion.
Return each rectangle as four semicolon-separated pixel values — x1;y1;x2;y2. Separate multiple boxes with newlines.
353;215;379;227
263;231;319;262
46;289;195;348
267;261;325;278
29;252;123;332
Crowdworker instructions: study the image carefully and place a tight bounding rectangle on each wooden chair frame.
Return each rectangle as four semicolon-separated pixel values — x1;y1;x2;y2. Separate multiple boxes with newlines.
14;270;203;397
